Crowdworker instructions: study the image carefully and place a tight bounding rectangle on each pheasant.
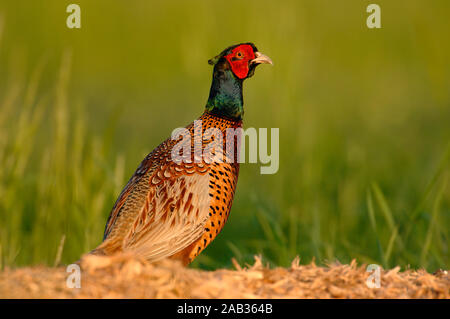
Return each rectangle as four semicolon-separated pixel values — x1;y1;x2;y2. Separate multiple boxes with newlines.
91;43;272;265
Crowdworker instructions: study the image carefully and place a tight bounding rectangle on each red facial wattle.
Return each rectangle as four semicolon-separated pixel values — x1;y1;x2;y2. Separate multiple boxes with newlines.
224;44;256;79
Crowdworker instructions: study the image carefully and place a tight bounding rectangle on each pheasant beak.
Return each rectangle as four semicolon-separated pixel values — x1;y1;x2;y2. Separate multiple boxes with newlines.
250;52;273;65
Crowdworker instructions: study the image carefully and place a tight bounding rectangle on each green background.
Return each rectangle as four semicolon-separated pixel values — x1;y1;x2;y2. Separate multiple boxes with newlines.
0;0;449;271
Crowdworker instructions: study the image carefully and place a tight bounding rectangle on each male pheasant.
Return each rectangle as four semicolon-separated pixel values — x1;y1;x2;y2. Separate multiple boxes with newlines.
91;43;272;265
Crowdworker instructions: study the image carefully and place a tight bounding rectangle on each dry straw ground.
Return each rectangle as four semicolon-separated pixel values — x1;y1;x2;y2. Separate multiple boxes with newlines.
0;254;448;299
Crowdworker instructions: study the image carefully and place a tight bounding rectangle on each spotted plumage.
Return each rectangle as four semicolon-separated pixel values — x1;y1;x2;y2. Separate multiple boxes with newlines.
91;43;272;265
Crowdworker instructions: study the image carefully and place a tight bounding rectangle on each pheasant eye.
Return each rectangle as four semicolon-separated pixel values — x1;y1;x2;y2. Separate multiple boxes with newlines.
236;52;243;58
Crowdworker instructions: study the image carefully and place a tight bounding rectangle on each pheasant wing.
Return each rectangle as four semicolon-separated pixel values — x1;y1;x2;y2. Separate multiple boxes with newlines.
99;139;211;262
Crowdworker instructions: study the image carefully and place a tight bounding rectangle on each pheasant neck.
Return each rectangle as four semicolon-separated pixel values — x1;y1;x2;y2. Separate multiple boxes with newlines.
205;69;244;120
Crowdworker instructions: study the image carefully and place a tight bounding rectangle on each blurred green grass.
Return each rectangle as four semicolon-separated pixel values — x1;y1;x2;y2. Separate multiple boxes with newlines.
0;0;448;271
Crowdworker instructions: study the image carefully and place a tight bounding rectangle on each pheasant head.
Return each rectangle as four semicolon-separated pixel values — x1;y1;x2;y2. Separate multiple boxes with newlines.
206;43;272;119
